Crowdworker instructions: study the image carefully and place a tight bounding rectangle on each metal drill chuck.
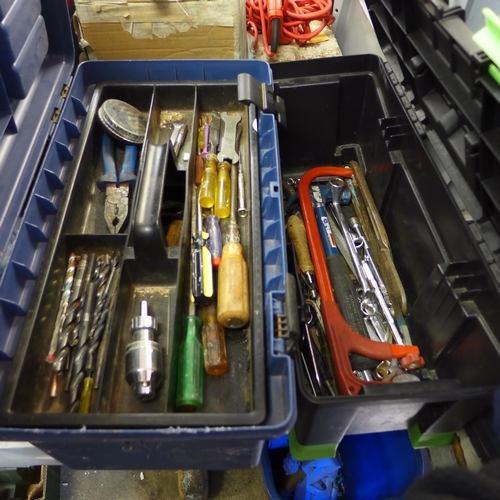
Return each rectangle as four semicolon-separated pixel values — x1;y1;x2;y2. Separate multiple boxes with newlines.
125;301;163;401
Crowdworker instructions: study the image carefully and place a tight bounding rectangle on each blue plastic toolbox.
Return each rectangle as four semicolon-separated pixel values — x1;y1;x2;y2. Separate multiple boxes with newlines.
0;0;295;469
1;0;500;470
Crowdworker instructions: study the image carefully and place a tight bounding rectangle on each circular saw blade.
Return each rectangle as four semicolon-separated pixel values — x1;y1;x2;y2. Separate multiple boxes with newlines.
98;99;147;144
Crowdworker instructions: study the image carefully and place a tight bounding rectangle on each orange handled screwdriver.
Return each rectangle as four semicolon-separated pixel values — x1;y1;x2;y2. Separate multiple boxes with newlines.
201;303;228;375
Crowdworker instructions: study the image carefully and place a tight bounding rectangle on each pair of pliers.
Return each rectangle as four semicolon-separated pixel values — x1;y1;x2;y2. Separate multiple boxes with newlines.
97;133;138;233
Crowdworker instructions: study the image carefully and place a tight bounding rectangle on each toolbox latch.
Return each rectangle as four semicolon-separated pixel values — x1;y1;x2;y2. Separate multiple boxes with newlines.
237;73;286;126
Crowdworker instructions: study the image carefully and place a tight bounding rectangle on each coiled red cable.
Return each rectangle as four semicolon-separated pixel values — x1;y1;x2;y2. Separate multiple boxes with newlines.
246;0;334;57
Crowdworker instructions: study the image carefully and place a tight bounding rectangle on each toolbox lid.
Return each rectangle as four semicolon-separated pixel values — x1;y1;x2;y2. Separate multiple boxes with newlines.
0;0;74;276
366;0;500;292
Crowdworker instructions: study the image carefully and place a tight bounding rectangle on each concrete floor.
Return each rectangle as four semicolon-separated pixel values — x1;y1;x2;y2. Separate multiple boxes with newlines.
60;467;269;500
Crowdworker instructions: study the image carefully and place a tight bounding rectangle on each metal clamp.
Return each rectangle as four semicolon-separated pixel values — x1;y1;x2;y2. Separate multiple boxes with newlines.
237;73;286;126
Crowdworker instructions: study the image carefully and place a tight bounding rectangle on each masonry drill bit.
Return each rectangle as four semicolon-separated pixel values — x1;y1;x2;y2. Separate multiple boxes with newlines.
47;253;77;363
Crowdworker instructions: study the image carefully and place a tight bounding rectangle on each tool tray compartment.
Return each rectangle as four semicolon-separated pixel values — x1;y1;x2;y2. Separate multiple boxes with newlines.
271;0;500;449
0;60;295;469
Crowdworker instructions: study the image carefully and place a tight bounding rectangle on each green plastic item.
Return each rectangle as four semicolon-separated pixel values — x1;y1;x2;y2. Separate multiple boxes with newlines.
288;429;338;461
176;308;204;411
472;8;500;85
408;422;455;449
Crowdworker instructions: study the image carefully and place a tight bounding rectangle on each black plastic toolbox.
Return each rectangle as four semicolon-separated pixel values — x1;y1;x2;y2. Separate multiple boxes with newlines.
0;0;499;469
273;0;500;452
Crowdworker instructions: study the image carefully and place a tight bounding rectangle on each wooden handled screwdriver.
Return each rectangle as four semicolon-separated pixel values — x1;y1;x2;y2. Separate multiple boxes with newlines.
287;214;318;300
217;157;250;329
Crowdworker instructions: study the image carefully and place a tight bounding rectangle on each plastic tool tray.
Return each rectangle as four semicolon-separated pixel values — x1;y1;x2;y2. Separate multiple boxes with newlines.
270;1;500;450
2;79;270;428
0;54;295;467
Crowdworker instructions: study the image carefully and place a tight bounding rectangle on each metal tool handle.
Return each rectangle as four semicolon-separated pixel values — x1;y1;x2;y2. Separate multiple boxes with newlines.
218;113;241;164
119;145;138;184
97;133;118;191
329;179;371;296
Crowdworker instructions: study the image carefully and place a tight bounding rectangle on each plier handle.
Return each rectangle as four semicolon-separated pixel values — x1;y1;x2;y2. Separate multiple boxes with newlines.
97;133;138;233
98;133;137;189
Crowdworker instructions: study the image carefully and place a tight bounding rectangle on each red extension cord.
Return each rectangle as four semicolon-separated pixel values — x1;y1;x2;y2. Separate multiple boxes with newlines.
246;0;335;57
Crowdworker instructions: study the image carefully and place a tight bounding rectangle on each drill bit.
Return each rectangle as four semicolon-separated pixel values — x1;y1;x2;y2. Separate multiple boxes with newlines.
68;281;98;411
79;253;120;412
69;254;117;411
51;254;89;397
65;253;97;394
93;259;121;392
47;253;77;363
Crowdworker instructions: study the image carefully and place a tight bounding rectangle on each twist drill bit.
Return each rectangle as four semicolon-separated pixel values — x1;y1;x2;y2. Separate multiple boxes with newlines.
69;281;98;410
47;253;78;363
51;254;89;398
93;258;121;392
78;254;121;412
70;255;115;411
86;254;118;373
65;254;98;395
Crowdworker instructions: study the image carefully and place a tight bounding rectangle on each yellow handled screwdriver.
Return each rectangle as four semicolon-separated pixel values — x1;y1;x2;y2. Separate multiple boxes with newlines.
191;185;214;306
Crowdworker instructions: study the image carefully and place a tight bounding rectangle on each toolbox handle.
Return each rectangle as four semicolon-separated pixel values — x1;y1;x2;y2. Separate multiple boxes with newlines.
132;140;170;269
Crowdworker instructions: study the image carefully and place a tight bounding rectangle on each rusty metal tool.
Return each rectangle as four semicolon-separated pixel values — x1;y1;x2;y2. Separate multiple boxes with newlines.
218;112;241;164
297;166;424;396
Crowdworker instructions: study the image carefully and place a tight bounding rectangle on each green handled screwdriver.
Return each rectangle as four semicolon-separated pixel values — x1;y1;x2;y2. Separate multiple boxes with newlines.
176;301;204;412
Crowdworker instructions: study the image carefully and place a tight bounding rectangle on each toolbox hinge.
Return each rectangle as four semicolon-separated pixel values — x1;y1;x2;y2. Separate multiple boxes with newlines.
49;76;74;138
237;73;286;126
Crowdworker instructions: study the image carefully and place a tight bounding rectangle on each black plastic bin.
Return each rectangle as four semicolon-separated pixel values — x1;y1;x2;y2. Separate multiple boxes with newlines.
271;25;500;449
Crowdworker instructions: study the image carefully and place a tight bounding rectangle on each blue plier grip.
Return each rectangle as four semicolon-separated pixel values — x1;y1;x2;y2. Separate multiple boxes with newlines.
98;133;118;191
119;145;138;185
